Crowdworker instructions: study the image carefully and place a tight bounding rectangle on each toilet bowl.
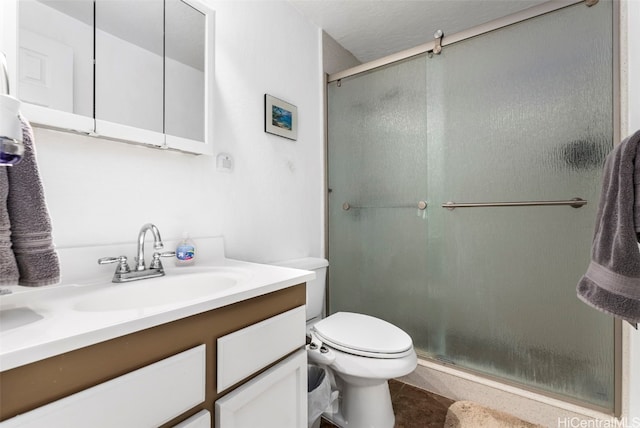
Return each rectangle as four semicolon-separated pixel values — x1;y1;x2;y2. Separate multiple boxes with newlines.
273;258;417;428
308;311;417;428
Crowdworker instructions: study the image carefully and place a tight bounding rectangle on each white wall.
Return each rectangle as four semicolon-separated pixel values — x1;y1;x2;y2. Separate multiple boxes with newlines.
631;329;640;426
322;31;360;75
32;0;324;265
625;0;640;422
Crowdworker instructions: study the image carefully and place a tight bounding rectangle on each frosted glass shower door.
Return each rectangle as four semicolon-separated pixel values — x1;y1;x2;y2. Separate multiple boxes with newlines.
327;56;430;338
327;0;615;411
425;1;613;408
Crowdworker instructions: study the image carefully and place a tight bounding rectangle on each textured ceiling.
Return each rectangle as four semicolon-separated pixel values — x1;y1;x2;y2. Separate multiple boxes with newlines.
290;0;548;63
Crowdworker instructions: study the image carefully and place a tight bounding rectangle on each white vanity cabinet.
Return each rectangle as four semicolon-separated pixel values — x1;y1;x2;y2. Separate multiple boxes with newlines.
0;284;306;428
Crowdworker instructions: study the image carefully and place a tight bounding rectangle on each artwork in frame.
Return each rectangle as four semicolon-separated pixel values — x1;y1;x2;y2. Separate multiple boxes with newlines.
264;94;298;140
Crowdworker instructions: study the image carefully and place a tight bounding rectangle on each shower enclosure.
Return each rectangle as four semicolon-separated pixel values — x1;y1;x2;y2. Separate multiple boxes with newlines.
327;1;616;411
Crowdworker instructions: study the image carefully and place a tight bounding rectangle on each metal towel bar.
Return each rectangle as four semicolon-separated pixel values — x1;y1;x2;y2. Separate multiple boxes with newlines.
442;198;587;210
343;201;428;211
341;198;587;211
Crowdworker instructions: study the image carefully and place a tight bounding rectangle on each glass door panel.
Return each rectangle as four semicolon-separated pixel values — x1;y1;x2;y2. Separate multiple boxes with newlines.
425;1;613;407
327;55;430;339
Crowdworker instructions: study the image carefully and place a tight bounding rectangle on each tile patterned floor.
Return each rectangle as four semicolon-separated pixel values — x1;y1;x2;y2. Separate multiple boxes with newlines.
320;379;455;428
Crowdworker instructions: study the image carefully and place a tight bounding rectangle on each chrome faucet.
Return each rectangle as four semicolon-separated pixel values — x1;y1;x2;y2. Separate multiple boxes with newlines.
98;223;175;283
135;223;164;271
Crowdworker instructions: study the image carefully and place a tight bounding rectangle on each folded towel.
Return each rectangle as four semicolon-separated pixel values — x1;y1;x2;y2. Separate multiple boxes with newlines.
4;116;59;286
0;166;19;285
577;129;640;327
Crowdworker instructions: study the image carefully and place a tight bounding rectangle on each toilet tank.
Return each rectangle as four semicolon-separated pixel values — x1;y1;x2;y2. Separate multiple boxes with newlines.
273;257;328;322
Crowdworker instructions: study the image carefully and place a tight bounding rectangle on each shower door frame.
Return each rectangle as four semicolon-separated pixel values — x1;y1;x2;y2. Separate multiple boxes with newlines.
323;0;623;416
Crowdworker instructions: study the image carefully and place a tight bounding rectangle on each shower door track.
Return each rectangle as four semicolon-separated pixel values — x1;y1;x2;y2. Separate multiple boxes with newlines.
328;0;589;83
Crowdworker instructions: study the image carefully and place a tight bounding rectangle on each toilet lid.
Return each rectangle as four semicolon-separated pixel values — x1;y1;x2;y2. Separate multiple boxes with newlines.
312;312;413;358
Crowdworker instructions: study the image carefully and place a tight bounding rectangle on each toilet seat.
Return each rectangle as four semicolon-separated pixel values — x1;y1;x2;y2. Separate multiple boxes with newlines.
312;312;414;359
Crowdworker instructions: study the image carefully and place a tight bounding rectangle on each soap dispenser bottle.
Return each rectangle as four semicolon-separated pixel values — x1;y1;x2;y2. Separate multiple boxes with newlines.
175;233;196;266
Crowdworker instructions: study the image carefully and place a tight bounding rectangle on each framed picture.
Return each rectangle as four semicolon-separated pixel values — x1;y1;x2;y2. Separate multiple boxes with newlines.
264;94;297;140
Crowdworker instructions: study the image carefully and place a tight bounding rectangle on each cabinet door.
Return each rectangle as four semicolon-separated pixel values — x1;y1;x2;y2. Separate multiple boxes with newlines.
0;345;206;428
94;0;165;146
215;349;307;428
11;0;95;133
163;0;214;155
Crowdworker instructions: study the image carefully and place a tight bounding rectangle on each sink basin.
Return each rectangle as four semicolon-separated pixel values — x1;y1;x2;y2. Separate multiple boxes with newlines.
1;284;79;331
74;268;249;312
0;307;44;332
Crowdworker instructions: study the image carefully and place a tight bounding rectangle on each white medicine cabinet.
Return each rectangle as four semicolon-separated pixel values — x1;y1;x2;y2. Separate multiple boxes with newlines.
0;0;214;155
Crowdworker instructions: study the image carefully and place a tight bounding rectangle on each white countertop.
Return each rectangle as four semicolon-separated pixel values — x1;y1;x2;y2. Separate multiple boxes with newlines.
0;258;313;372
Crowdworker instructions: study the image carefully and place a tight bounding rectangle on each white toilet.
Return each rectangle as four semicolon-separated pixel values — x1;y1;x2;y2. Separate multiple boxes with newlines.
275;258;417;428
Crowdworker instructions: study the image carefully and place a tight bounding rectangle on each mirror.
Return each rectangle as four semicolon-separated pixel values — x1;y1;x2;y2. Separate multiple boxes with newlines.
12;0;212;152
95;0;164;135
165;0;206;143
18;0;93;117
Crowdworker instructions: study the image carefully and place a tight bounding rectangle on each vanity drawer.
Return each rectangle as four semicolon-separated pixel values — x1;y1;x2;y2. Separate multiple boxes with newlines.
173;410;211;428
217;305;305;392
0;345;206;428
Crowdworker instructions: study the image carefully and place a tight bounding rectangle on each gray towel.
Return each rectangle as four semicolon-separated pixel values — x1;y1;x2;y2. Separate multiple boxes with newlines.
4;116;59;286
0;167;19;285
577;129;640;327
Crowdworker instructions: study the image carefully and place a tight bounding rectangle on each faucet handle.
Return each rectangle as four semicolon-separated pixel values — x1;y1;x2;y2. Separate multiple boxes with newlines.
98;256;131;274
150;251;175;269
